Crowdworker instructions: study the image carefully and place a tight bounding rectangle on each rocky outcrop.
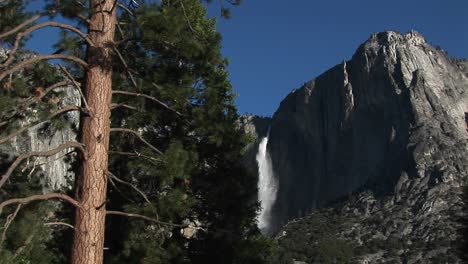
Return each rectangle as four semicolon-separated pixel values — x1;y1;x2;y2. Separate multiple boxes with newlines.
0;48;80;191
259;31;468;262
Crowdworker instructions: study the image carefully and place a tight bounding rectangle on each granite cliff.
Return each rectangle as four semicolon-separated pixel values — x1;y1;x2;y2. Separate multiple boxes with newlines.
243;31;468;262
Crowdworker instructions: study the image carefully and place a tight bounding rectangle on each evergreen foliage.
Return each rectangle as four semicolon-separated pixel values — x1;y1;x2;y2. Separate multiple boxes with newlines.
1;0;275;263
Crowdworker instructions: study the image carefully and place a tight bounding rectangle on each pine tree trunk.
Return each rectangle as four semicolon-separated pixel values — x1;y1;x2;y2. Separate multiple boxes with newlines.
71;1;116;263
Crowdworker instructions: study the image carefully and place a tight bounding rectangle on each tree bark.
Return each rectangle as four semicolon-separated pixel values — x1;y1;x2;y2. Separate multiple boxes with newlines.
71;1;116;263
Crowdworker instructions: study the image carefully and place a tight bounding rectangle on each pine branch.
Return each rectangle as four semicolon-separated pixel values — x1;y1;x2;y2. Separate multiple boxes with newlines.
110;103;139;111
0;54;88;82
107;171;151;205
0;141;86;189
0;80;73;128
109;128;163;155
116;3;134;16
0;193;81;215
0;11;51;39
108;150;164;163
58;65;90;112
0;204;21;254
106;210;187;228
44;221;75;229
112;47;138;88
112;90;182;116
0;105;84;145
1;21;94;68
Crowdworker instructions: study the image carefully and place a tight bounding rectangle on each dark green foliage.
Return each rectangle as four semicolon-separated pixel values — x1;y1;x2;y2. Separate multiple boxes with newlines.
0;167;68;264
0;1;30;45
277;212;356;264
1;0;276;263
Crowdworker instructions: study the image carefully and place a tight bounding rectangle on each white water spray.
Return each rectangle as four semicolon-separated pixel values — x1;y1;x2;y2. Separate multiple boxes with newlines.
256;129;278;233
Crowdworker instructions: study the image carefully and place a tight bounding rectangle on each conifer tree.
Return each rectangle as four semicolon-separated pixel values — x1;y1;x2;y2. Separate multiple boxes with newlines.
0;0;275;263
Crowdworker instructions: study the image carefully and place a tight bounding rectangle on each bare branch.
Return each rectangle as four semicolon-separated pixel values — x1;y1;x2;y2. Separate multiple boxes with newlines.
0;106;84;145
0;54;88;82
112;90;182;116
44;221;75;229
113;47;138;88
106;210;186;228
111;103;138;111
0;193;81;215
13;232;34;258
0;141;85;189
1;21;94;68
0;12;45;39
58;65;90;112
116;3;134;16
0;204;21;254
0;81;75;128
108;150;164;163
107;171;151;205
109;128;162;155
25;80;72;107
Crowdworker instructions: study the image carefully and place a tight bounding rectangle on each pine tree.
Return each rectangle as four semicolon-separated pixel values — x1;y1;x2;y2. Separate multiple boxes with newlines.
0;1;275;263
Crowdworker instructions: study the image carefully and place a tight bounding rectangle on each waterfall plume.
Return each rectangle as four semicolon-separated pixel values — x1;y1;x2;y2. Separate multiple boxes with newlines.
256;129;277;233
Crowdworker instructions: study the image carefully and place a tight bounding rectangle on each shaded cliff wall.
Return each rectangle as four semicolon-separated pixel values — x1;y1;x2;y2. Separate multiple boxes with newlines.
267;31;468;230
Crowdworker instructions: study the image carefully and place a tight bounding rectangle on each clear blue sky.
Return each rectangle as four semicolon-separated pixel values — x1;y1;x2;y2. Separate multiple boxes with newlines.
25;0;468;116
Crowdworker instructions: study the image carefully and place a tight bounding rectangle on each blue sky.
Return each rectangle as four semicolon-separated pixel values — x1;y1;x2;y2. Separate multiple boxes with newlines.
24;0;468;116
214;0;468;116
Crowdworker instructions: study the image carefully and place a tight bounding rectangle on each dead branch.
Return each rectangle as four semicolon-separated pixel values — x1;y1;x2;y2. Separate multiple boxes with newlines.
116;3;134;16
0;54;88;82
0;12;46;39
106;210;186;228
1;21;94;68
107;171;151;205
44;221;75;229
12;231;35;258
0;141;85;189
0;105;84;145
0;80;74;128
112;47;138;88
108;150;164;163
0;193;81;215
112;90;182;116
0;204;21;254
111;103;138;111
58;65;90;112
109;128;163;155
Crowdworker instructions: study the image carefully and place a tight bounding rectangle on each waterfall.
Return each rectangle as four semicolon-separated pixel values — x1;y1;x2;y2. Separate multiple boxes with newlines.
256;129;278;233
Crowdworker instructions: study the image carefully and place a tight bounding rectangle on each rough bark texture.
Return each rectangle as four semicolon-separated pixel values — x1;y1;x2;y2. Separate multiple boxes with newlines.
71;1;116;263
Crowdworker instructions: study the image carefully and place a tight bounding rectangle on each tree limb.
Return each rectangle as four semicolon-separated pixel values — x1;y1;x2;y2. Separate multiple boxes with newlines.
0;12;47;39
0;204;21;254
112;47;138;88
109;128;163;155
107;171;151;205
0;105;84;145
108;150;164;163
106;210;186;228
1;21;94;68
0;80;75;128
0;54;88;82
112;90;182;116
58;65;90;112
111;103;138;111
0;193;81;215
44;221;75;229
0;141;85;189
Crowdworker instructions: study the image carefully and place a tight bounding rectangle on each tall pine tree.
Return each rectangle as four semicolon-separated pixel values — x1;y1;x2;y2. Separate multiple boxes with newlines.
1;0;275;263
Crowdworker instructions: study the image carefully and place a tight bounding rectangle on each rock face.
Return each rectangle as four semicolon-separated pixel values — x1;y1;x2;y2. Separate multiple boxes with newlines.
254;31;468;262
0;49;80;191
